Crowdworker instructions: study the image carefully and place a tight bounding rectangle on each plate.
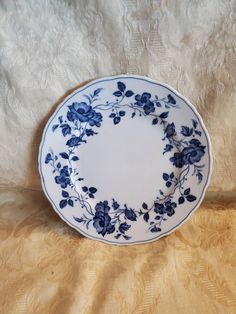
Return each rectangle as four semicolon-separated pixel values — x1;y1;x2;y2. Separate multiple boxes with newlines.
39;75;212;245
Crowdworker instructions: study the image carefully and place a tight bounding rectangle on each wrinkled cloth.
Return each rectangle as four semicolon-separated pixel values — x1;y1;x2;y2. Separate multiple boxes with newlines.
0;0;235;313
0;190;235;314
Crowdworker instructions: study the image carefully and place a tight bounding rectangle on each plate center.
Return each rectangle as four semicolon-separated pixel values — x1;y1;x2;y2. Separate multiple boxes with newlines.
76;112;176;208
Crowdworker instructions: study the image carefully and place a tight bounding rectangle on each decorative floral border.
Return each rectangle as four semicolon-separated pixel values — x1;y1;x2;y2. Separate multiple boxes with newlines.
43;80;206;241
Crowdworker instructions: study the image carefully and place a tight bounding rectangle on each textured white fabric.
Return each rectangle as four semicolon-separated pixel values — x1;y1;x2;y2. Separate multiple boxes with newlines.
0;0;235;191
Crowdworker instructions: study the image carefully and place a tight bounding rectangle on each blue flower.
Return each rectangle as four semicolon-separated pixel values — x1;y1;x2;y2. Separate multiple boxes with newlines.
55;166;71;188
154;203;165;214
170;139;205;167
169;152;185;168
67;102;102;127
135;92;155;115
164;201;176;216
165;123;175;138
154;201;176;216
93;201;115;236
182;144;205;165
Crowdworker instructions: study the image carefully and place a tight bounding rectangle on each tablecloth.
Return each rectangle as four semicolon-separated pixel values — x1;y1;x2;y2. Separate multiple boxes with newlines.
0;0;235;313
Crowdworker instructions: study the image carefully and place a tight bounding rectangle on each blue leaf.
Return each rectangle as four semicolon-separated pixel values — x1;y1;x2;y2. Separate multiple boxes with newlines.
113;116;121;125
62;190;69;198
163;173;169;181
59;152;69;159
131;112;136;118
167;94;176;104
163;144;173;154
93;88;103;97
150;226;161;233
117;81;126;92
197;171;203;183
143;212;149;222
178;196;185;204
112;199;120;210
152;118;158;125
109;113;116;118
113;91;122;97
58;116;63;123
195;130;202;136
181;126;193;137
155;215;161;220
189;139;201;147
159;111;169;119
89;193;94;198
59;199;67;209
166;181;172;188
85;129;96;136
125;90;134;97
125;208;137;221
170;172;174;179
119;111;125;117
45;153;52;164
115;233;121;239
68;199;74;207
184;188;190;195
71;156;79;161
89;187;97;194
61;124;71;137
119;222;131;234
192;119;198;128
73;216;84;223
156;102;161;107
66;137;82;147
142;202;148;209
82;186;88;192
57;162;61;169
123;235;132;240
186;195;197;202
52;124;59;132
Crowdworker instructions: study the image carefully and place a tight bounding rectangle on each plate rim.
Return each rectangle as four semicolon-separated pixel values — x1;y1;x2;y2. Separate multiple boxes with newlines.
38;74;212;245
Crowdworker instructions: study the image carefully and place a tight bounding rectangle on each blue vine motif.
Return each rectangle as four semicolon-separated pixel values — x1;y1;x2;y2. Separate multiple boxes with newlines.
45;81;205;240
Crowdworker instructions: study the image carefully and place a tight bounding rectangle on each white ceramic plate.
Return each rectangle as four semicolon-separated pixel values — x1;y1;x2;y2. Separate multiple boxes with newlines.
39;75;212;245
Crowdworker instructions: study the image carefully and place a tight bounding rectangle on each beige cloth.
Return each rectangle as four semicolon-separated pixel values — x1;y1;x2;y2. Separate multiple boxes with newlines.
0;0;235;313
0;190;235;314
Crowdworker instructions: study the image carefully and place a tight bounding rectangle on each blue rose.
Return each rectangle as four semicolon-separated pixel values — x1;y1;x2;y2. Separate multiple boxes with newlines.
165;123;175;138
170;139;205;167
67;102;102;127
55;166;71;188
93;201;115;236
181;145;205;165
135;92;155;115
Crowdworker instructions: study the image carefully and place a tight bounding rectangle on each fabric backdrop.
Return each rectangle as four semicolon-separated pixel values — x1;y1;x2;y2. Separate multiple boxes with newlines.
0;0;235;313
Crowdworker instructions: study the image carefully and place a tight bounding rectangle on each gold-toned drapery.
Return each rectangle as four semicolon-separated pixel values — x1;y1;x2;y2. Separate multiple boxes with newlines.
0;190;235;313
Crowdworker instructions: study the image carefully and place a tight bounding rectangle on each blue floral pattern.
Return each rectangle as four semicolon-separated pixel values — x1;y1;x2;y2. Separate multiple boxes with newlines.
44;80;206;241
67;102;103;126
